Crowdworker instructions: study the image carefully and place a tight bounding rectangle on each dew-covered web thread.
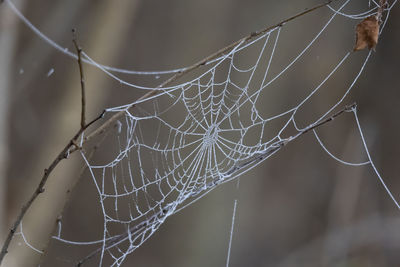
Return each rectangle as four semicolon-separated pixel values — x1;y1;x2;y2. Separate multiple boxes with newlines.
58;1;400;266
5;0;399;265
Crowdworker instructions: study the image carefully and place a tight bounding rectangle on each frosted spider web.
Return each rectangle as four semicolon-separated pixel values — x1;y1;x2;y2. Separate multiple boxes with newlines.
3;0;400;266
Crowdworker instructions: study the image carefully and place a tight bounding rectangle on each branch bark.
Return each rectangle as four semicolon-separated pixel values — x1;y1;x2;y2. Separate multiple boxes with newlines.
72;30;86;129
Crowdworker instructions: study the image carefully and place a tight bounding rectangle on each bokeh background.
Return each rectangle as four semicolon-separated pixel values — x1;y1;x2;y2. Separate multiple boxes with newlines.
1;0;400;266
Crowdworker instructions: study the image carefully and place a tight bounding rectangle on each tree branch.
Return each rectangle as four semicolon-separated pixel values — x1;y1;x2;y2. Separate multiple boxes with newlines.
72;29;86;129
299;103;356;135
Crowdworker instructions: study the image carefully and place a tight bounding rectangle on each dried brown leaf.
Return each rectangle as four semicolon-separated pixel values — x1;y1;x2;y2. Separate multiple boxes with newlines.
353;16;379;51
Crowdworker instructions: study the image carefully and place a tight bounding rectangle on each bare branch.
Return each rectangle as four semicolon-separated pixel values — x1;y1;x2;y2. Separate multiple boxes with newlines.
378;0;388;22
299;103;356;135
72;29;86;129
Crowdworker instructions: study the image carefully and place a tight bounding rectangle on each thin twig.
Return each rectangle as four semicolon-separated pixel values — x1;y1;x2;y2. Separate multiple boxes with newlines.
82;0;335;145
377;0;388;22
72;29;86;129
299;103;356;135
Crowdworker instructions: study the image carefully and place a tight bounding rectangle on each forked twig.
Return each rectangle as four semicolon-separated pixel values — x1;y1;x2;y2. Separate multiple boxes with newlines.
0;1;336;265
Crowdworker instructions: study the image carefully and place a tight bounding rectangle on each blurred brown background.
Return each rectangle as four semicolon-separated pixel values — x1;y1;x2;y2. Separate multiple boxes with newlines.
1;0;400;266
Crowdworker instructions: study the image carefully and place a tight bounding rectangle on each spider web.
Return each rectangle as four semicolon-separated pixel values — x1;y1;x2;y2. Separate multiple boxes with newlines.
4;0;399;266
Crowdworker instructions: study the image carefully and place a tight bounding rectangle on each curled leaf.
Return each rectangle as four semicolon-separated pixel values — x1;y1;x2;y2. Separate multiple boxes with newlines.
353;15;379;51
